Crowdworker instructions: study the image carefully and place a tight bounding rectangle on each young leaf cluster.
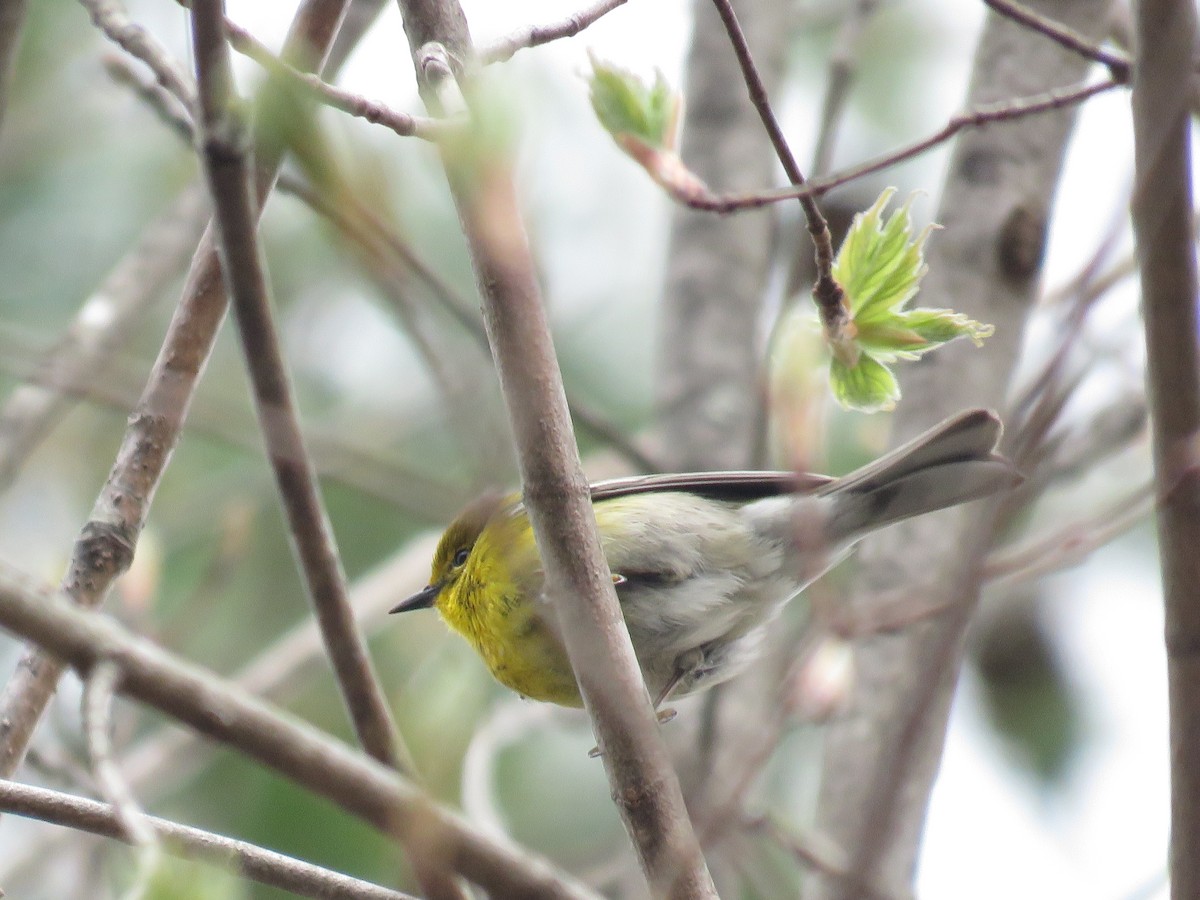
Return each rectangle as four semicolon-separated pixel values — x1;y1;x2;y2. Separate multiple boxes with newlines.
827;188;994;412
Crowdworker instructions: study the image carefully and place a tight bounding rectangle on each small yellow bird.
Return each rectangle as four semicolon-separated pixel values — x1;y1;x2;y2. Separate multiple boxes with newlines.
391;409;1016;708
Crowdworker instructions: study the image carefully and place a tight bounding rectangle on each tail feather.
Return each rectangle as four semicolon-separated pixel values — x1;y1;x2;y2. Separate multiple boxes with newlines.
824;409;1019;542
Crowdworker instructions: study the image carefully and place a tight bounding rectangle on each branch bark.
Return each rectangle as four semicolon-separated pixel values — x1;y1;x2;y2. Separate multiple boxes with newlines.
0;781;415;900
392;3;717;897
0;567;598;900
1128;0;1200;896
189;0;407;776
805;1;1113;896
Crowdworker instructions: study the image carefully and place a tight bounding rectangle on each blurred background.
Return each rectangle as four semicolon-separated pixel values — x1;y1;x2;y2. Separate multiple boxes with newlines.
0;0;1166;898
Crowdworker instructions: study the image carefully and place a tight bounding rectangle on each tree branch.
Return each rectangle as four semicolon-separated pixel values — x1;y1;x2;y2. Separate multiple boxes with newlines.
0;780;415;900
478;0;630;64
79;0;198;110
392;4;717;896
706;0;848;341
805;1;1113;895
0;0;352;784
0;566;599;900
982;0;1130;79
1128;0;1200;894
189;0;408;776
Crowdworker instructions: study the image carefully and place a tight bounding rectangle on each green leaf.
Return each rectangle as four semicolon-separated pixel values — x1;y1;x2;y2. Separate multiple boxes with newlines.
588;56;679;149
829;353;901;413
821;188;996;412
896;307;995;345
855;309;994;360
833;188;934;325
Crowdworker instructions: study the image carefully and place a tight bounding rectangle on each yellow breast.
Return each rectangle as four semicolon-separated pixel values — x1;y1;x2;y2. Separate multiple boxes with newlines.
437;524;583;706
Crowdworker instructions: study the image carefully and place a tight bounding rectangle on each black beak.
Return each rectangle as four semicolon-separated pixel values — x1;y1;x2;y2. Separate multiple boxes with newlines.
389;582;441;614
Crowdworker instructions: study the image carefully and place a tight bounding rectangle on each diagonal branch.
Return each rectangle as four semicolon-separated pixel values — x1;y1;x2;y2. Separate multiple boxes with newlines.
0;565;599;900
0;780;415;900
0;0;353;782
706;0;848;341
479;0;630;64
982;0;1130;78
188;0;407;776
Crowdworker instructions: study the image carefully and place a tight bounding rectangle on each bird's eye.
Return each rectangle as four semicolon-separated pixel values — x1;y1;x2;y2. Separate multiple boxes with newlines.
452;548;470;567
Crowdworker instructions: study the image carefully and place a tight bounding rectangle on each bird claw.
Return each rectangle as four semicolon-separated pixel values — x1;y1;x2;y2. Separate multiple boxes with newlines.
586;706;679;758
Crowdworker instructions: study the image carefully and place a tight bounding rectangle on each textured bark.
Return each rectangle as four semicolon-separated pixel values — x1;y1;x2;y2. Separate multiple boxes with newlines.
806;1;1114;896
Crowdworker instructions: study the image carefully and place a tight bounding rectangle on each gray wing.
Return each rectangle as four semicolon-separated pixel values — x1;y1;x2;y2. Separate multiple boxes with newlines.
590;470;832;504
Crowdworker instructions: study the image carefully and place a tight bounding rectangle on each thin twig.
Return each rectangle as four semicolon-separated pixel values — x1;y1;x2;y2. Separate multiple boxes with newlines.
683;78;1121;213
83;662;161;899
479;0;630;64
103;53;195;141
0;0;353;786
221;14;446;141
0;780;415;900
0;566;599;900
78;0;197;109
706;0;848;339
983;482;1154;586
189;0;408;776
983;0;1131;80
167;0;445;140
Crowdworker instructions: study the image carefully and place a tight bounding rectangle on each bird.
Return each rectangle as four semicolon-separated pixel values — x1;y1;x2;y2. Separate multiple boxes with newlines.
390;409;1017;709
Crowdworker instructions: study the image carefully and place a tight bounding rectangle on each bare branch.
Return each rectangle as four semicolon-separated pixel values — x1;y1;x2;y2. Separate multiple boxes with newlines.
188;0;408;776
0;780;416;900
479;0;630;64
393;4;717;895
706;0;848;341
0;566;599;900
0;0;353;784
983;482;1154;586
78;0;197;110
983;0;1131;79
83;661;162;898
677;77;1121;213
219;13;447;141
1129;0;1200;894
